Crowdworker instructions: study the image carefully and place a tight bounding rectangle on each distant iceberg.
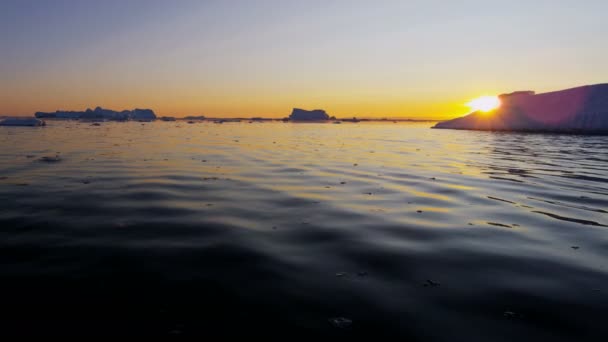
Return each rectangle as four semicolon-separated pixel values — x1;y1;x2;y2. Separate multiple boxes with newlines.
0;118;45;126
35;107;156;121
289;108;330;121
183;115;206;120
434;84;608;133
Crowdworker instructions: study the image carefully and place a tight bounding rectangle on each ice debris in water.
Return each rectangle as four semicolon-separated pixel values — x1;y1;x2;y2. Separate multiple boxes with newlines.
503;310;523;319
39;155;61;163
329;317;352;329
423;279;440;287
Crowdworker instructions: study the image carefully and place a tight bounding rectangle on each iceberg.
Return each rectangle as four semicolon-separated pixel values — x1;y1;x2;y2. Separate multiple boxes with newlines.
434;84;608;133
0;118;46;126
131;109;156;121
289;108;330;121
183;115;206;120
35;107;157;121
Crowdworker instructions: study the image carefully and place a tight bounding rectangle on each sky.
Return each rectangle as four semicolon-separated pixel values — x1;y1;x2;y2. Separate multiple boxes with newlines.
1;0;607;119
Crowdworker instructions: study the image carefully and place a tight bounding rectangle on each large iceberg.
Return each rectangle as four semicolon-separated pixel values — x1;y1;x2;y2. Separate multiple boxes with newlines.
131;109;156;121
0;118;46;126
434;84;608;133
35;107;157;121
289;108;330;121
35;111;81;119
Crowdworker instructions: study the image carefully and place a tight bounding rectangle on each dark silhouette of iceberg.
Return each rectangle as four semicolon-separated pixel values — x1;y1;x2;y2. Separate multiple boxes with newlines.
183;115;206;120
0;118;45;126
434;84;608;133
289;108;330;121
35;107;156;121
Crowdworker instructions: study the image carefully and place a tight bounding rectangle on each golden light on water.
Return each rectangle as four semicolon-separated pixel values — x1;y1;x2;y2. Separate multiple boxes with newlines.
466;96;501;113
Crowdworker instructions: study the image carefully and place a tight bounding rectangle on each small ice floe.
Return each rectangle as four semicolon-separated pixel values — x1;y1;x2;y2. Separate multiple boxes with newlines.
0;118;45;127
38;155;61;163
503;311;516;318
423;279;441;287
168;323;185;335
487;222;512;228
503;310;523;319
328;317;352;329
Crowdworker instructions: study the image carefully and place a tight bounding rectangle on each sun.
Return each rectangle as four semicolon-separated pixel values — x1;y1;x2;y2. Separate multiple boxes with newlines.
466;96;501;113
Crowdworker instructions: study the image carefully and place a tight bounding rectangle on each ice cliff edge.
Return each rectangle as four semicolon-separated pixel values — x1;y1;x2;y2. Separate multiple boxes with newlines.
434;84;608;133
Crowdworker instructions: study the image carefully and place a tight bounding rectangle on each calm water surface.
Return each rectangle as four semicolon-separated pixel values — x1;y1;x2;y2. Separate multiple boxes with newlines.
1;121;607;339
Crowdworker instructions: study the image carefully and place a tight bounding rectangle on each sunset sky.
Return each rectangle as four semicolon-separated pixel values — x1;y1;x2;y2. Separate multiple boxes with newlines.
1;0;607;119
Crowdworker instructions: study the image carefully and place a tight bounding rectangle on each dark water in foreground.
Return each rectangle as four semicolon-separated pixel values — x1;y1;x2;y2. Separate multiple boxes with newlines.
1;121;607;339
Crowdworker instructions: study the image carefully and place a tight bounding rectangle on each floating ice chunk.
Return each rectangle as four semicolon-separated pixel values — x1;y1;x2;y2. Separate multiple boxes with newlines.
329;317;352;328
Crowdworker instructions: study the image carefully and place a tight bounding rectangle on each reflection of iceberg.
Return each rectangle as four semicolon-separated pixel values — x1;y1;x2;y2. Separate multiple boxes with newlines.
434;84;608;133
0;118;45;126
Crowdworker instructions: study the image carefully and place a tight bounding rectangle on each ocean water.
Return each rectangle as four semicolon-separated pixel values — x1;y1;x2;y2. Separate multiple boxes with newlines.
0;121;607;339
